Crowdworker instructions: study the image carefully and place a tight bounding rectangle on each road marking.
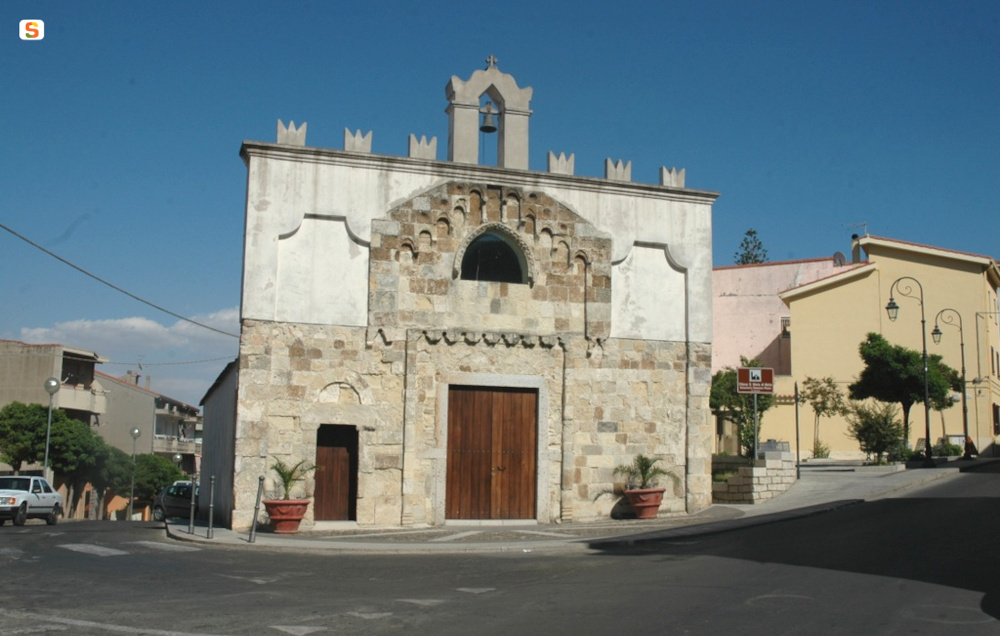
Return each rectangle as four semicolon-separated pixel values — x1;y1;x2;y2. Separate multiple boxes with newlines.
430;531;482;542
398;599;446;606
745;593;814;607
347;612;393;620
514;529;572;538
0;608;228;635
57;544;129;557
457;588;496;594
130;541;201;552
2;624;68;633
0;547;25;560
271;627;325;635
216;574;275;585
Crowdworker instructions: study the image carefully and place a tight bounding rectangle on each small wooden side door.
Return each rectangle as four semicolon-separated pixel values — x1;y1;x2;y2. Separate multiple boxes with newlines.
314;425;357;521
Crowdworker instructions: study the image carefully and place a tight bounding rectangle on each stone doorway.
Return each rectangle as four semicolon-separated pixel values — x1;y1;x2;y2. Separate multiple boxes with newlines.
445;385;537;519
314;424;358;521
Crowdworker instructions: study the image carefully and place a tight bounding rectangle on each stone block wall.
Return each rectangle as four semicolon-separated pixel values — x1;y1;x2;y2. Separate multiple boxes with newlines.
564;338;699;520
233;320;407;530
369;182;613;342
403;330;565;526
232;318;713;530
228;177;714;530
712;451;796;504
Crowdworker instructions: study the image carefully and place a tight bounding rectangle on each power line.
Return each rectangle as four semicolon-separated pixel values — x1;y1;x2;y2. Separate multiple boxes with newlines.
0;222;239;339
102;355;237;367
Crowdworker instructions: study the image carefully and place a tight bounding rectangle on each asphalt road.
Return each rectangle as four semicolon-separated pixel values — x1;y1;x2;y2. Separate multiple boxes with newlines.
2;466;998;635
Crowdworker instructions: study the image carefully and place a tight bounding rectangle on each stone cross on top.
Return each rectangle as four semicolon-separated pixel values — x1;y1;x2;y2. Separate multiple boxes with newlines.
485;54;498;69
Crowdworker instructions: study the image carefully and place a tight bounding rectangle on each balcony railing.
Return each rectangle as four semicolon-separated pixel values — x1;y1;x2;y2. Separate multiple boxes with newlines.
152;435;200;455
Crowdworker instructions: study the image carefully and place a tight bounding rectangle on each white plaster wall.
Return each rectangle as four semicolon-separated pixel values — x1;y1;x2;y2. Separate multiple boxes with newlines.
275;217;368;326
611;244;687;342
241;145;716;342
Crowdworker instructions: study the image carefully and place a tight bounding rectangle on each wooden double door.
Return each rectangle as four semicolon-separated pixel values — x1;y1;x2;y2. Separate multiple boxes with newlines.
446;386;538;520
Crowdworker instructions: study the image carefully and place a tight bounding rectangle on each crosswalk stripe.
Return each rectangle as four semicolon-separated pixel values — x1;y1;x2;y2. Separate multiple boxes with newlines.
347;612;393;620
430;531;482;542
0;608;227;635
130;541;201;552
57;544;129;557
397;599;446;606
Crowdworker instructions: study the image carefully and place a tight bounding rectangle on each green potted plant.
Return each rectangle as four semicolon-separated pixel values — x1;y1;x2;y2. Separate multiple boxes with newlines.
262;457;315;533
612;454;679;519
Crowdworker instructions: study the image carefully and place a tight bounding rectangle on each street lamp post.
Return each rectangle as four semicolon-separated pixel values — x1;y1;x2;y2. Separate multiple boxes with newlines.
43;377;60;483
885;276;934;467
128;427;141;519
973;311;1000;457
931;308;970;459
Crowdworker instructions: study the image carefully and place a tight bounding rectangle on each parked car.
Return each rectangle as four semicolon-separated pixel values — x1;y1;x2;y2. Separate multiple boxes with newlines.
0;475;63;526
152;481;198;521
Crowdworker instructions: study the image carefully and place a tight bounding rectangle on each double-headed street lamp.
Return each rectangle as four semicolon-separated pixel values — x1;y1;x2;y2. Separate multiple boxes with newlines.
43;377;60;482
885;276;934;467
931;308;970;459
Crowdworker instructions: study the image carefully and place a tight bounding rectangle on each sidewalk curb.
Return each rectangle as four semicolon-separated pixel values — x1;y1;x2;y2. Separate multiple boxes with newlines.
163;464;973;555
864;465;959;501
585;500;865;550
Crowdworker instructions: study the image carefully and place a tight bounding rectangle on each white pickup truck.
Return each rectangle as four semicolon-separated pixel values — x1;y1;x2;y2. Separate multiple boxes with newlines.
0;475;63;526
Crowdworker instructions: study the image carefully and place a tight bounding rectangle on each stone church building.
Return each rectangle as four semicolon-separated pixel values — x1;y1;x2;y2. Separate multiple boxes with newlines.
202;60;718;531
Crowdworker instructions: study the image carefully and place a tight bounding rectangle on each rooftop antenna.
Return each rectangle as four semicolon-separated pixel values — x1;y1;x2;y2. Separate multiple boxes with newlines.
844;222;868;236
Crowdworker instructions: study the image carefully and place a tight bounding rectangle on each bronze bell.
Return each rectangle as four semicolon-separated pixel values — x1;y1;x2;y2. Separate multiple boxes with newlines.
479;102;498;133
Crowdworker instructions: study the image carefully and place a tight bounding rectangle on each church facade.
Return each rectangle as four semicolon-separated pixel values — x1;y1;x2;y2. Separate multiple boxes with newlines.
204;60;718;530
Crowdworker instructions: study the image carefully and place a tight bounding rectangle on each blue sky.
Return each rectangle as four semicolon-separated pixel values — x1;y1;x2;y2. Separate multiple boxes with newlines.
2;1;998;407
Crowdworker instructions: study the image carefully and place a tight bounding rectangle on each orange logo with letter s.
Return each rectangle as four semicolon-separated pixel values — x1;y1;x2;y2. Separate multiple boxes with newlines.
20;20;45;40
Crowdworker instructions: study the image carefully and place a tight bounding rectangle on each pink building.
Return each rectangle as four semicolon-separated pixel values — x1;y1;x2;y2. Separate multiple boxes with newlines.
713;254;857;375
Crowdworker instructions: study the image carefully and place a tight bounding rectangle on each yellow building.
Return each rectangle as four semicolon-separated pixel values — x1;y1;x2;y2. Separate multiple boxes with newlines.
716;235;1000;459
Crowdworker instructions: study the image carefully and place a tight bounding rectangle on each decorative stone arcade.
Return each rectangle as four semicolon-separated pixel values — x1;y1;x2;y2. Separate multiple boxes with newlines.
215;58;718;532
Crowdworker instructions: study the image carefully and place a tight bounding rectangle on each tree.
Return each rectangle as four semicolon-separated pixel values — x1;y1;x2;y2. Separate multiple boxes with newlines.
734;229;768;265
848;333;957;445
710;356;775;457
846;400;904;463
0;402;87;474
88;442;133;519
133;454;185;507
0;402;45;472
46;415;103;516
800;377;848;457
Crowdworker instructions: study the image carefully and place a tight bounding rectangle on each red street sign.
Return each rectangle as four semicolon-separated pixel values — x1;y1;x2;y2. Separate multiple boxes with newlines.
737;367;774;394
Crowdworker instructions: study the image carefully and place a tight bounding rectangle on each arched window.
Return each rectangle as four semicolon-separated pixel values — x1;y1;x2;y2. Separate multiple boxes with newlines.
460;232;525;283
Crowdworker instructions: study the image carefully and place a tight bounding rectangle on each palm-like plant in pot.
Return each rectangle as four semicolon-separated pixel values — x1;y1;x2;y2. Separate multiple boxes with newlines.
262;457;314;533
613;454;678;519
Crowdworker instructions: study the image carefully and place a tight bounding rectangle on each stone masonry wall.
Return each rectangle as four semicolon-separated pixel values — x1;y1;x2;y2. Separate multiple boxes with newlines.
233;319;712;529
712;451;797;504
565;338;711;520
230;179;713;529
233;320;407;530
368;182;613;342
401;330;565;525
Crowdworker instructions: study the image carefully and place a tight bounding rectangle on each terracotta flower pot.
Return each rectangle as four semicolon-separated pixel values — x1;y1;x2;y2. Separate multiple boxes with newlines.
262;499;310;533
624;488;665;519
